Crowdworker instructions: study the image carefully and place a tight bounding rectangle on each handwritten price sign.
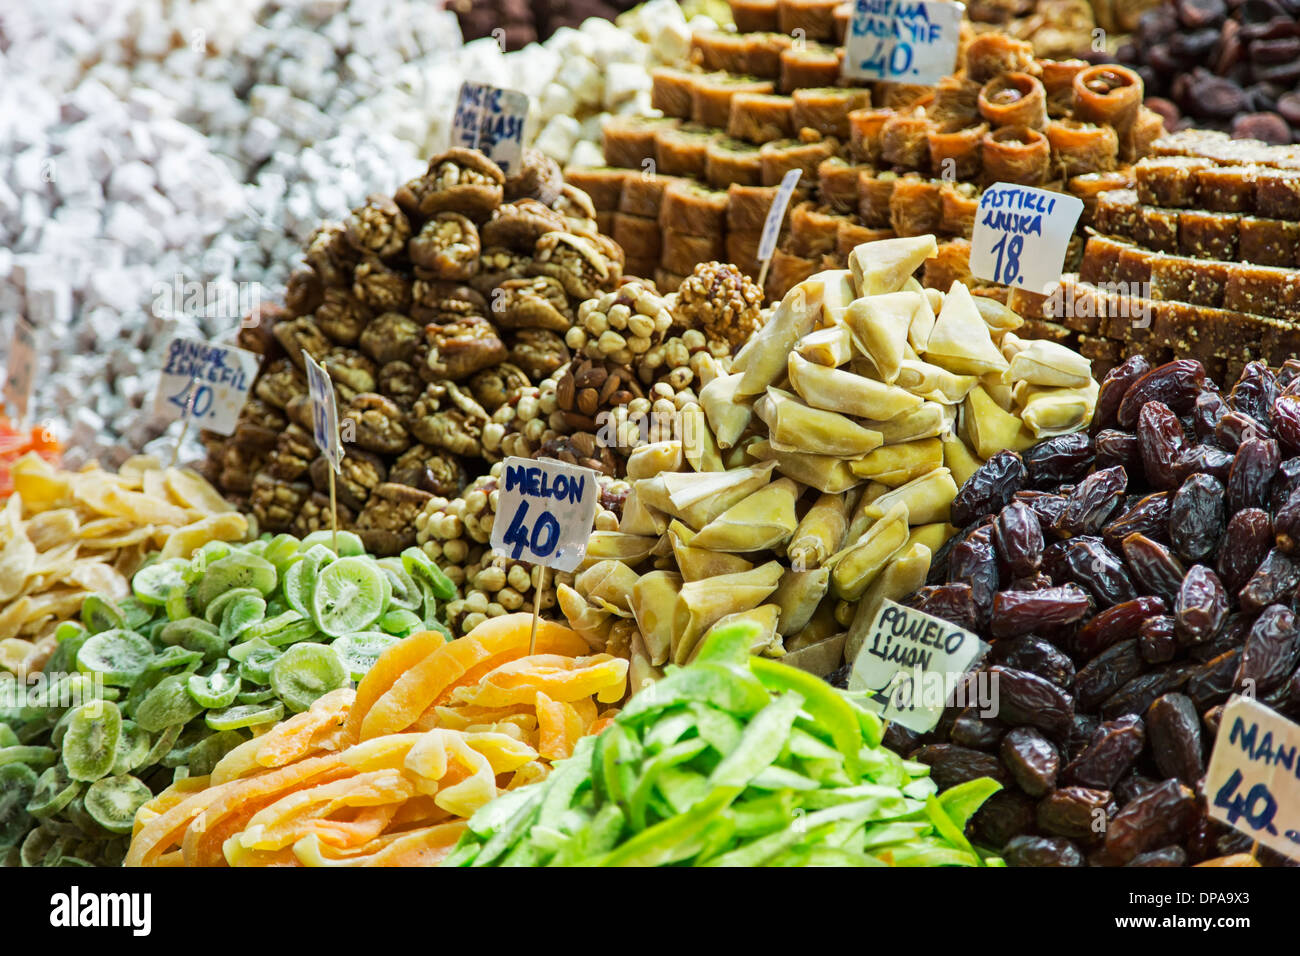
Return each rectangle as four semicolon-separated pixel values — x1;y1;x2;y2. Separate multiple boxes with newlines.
490;457;600;573
1206;695;1300;861
843;0;964;84
153;337;259;436
452;81;529;176
4;316;36;425
970;183;1084;294
303;351;344;473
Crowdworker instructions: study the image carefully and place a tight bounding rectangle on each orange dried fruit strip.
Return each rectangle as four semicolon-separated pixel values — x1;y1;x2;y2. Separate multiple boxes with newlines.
292;821;467;867
237;769;416;852
450;654;629;708
255;688;356;768
343;629;446;743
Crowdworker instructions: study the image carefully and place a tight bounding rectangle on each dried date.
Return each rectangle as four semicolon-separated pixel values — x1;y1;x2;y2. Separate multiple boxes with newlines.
1239;548;1300;613
1003;835;1085;866
911;744;1009;789
1103;492;1171;550
989;634;1076;688
1228;361;1279;425
1192;388;1227;442
989;665;1075;737
1101;663;1198;720
1138;401;1186;490
1037;786;1112;840
1116;359;1206;429
1226;437;1280;513
1215;409;1270;451
988;585;1092;638
1092;354;1151;436
1269;458;1300;513
949;529;1000;621
1271;395;1300;455
1074;596;1167;657
950;708;1006;751
1121;533;1186;605
1074;640;1145;711
1013;491;1069;536
1169;473;1225;563
1174;564;1228;646
969;791;1039;850
951;451;1028;526
1139;615;1178;664
1094;428;1141;472
1025;433;1095;488
1063;538;1139;607
1145;693;1204;785
1000;726;1060;797
1236;603;1300;694
1217;508;1272;594
908;583;979;631
1125;846;1189;866
1055;466;1127;537
1172;444;1234;483
1186;648;1243;710
1104;779;1197;864
1063;715;1145;789
994;500;1044;578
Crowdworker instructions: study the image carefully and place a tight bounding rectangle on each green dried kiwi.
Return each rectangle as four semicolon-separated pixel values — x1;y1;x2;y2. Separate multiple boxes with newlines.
332;632;401;682
0;746;55;770
205;701;285;731
144;645;205;674
270;643;347;713
187;660;241;710
263;533;303;576
134;675;203;734
284;545;333;618
204;587;262;625
243;538;269;558
160;722;212;769
263;619;319;648
300;530;365;556
80;594;125;634
183;731;246;776
132;557;190;607
41;622;89;676
139;724;182;770
63;700;123;782
110;721;150;775
160;618;227;662
401;546;456;602
232;640;282;685
193;552;277;612
123;667;169;719
219;593;268;643
165;582;193;621
84;775;152;835
235;687;276;705
377;557;422;612
76;629;155;685
240;609;307;644
190;539;235;574
0;763;37;848
26;765;80;819
379;608;423;635
20;825;64;867
0;724;17;747
119;596;154;630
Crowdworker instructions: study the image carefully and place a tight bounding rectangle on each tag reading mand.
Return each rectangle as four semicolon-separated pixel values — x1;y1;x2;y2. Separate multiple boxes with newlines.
453;81;529;177
1205;695;1300;861
153;337;259;437
848;599;989;733
3;316;36;425
491;457;600;573
970;183;1084;294
843;0;964;85
303;351;344;473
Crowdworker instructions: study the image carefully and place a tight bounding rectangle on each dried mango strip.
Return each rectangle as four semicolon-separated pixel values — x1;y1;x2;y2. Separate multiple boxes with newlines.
238;770;415;852
404;729;498;817
125;780;239;867
292;821;467;867
342;628;447;742
254;688;356;768
536;691;591;761
449;654;630;709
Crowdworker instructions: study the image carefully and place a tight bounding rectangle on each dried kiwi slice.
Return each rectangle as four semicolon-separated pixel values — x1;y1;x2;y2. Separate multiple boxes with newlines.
401;546;456;602
63;700;123;782
110;721;150;776
332;632;401;682
219;593;268;643
187;661;241;710
311;557;386;636
377;558;422;612
139;724;182;770
193;552;277;612
233;640;282;685
205;701;284;731
300;530;365;556
145;646;205;674
80;595;125;634
0;763;37;848
83;775;152;835
204;587;262;625
270;643;347;713
183;731;245;776
76;629;155;685
134;675;203;734
26;765;81;819
132;558;190;607
379;608;423;635
0;746;55;770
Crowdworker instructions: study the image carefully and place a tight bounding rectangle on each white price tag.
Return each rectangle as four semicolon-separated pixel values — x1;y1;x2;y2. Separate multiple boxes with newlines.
303;351;344;473
490;457;600;573
153;337;259;437
843;0;964;84
758;168;802;266
452;81;529;177
970;183;1084;294
1206;695;1300;861
848;599;989;733
4;316;36;425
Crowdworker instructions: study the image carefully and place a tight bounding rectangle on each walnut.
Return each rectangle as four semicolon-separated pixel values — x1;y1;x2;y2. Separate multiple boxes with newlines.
471;246;531;294
410;280;489;324
554;183;597;221
398;148;505;222
409;213;481;280
508;328;570;380
492;275;572;332
344;392;411;454
285;269;324;316
418;316;508;382
390;444;465;496
480;199;566;252
232;418;280;450
238;398;288;435
378;360;422;409
250;474;313;532
505;148;564;204
255;358;308;410
359;312;421;365
285;393;315;432
236;302;289;357
314;287;371;346
215;441;272;495
469;361;531;412
409;380;490;456
304;222;358;288
323;348;378;397
355;483;436;555
309;447;386;512
352;256;412;311
266;423;318;481
291;492;358;538
344;194;411;260
530;231;621;300
272;317;331;371
672;261;764;347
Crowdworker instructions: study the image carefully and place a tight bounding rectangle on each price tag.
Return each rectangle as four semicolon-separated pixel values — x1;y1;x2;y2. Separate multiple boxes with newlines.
452;81;529;177
490;456;600;573
757;168;802;291
1205;695;1300;861
303;351;344;473
4;316;36;425
153;337;259;436
843;0;964;84
970;183;1084;294
847;599;988;733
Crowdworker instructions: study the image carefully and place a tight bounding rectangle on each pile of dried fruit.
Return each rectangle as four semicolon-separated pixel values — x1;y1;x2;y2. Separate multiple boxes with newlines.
0;419;61;499
558;236;1099;678
0;454;247;678
444;617;1003;866
1;531;454;867
203;147;626;554
885;356;1300;866
122;615;626;866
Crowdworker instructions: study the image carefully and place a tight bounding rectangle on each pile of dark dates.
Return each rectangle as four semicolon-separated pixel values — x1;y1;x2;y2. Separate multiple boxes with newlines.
895;355;1300;866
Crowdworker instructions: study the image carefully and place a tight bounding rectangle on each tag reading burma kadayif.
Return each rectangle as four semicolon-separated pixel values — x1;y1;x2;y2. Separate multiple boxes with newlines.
848;598;989;733
302;350;344;473
842;0;964;85
969;183;1084;294
152;336;260;437
452;81;529;177
490;456;600;573
1205;695;1300;861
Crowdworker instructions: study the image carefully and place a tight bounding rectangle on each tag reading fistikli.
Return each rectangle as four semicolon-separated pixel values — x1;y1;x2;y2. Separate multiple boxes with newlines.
848;599;989;733
970;183;1084;294
490;456;600;573
303;350;344;473
152;337;260;437
452;81;529;177
3;316;36;425
1205;695;1300;861
842;0;964;85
